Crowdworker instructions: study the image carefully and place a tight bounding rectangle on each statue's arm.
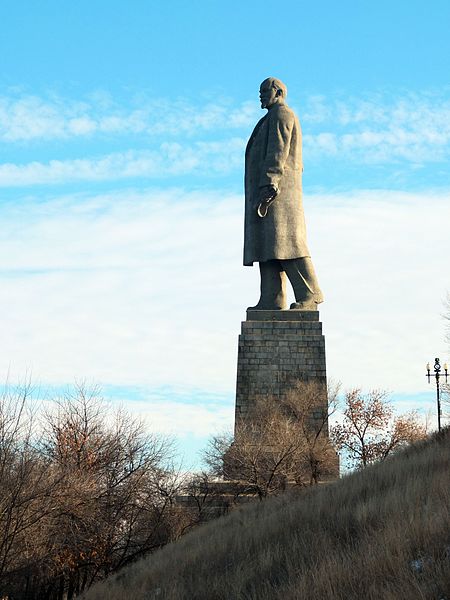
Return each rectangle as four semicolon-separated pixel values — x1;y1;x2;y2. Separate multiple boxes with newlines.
259;108;294;192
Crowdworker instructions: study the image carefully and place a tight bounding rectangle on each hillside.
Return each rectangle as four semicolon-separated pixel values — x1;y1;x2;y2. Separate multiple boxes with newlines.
82;429;450;600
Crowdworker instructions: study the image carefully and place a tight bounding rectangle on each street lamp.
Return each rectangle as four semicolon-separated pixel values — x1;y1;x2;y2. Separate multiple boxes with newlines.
426;358;448;432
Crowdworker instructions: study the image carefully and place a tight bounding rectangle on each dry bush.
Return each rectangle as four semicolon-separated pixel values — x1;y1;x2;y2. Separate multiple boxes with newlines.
81;428;450;600
204;380;339;499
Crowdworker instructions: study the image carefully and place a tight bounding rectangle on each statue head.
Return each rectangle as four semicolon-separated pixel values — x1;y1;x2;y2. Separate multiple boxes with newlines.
259;77;287;109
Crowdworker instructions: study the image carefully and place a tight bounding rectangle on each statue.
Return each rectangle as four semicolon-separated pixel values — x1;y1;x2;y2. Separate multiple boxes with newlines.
244;77;323;311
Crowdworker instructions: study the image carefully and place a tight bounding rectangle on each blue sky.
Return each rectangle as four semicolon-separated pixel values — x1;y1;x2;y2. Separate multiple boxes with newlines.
0;1;449;467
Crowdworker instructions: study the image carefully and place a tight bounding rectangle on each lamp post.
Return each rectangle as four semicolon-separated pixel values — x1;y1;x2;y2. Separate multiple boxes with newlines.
426;358;448;432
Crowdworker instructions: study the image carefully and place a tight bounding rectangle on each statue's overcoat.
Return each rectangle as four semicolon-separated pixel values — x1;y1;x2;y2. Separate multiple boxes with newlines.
244;102;310;266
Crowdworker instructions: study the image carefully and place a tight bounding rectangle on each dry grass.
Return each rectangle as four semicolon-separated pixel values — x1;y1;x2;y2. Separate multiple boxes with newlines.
81;429;450;600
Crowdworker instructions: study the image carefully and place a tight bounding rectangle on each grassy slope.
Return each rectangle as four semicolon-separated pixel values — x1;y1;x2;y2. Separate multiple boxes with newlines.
82;430;450;600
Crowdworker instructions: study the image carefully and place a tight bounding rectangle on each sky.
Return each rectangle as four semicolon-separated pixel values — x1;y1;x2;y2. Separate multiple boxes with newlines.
0;0;449;468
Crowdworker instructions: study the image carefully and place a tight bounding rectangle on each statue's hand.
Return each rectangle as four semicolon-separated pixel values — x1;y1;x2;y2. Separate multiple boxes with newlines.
260;185;277;202
256;185;277;218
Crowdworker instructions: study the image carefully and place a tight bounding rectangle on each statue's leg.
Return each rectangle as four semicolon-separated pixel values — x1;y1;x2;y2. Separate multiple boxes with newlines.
281;257;324;310
248;260;287;310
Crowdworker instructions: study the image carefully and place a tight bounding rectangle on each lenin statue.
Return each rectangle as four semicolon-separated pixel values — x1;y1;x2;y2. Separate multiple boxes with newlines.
244;77;323;311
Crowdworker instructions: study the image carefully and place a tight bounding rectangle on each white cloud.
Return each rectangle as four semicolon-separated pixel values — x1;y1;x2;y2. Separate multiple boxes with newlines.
0;96;68;141
301;92;450;163
0;188;247;393
0;139;245;186
1;90;449;170
2;88;448;447
0;186;448;408
309;190;449;395
125;399;233;439
0;93;259;141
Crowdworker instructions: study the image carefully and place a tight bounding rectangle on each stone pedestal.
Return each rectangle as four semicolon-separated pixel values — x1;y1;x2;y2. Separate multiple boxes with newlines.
235;309;327;431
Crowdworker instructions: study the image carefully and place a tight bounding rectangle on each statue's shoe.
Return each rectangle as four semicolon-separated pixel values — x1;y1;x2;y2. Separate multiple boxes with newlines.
290;299;320;311
247;302;284;311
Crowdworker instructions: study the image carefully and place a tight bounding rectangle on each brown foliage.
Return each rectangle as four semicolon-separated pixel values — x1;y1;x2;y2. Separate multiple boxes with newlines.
331;388;427;468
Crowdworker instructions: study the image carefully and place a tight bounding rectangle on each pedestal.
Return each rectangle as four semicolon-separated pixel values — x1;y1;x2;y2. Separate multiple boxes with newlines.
235;309;327;431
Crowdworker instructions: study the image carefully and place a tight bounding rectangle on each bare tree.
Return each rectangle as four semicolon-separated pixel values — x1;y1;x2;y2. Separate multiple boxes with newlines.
0;382;184;600
38;384;181;598
204;381;339;499
279;380;340;485
0;381;61;599
331;388;427;469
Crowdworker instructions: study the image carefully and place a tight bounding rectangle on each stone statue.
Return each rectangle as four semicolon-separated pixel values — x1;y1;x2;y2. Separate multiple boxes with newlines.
244;77;323;311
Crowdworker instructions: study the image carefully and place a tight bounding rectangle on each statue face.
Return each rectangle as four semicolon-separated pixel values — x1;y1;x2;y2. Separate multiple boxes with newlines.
259;82;279;109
